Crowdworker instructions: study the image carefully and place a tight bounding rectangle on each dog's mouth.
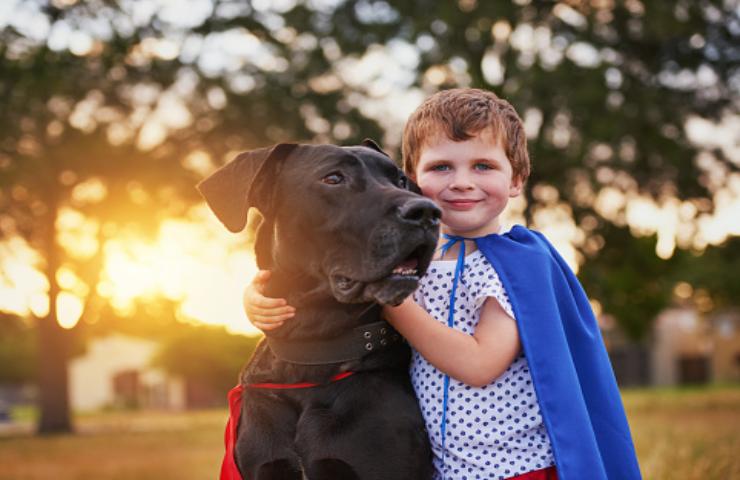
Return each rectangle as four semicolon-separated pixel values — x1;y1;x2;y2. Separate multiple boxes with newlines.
388;247;423;279
330;244;431;305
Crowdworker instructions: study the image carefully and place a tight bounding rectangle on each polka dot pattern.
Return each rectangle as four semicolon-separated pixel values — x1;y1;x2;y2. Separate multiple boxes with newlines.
411;250;555;479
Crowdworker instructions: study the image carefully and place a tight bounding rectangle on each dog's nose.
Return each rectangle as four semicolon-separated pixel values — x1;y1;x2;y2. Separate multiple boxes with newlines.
398;198;441;227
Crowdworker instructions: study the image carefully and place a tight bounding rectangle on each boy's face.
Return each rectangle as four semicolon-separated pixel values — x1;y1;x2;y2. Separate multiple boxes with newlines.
413;129;522;238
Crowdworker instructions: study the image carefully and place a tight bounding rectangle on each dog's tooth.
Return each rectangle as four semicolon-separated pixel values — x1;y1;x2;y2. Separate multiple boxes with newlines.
391;266;419;277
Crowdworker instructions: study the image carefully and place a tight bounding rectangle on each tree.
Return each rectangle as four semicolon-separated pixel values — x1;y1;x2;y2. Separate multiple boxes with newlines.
0;2;199;432
1;0;737;433
579;227;677;339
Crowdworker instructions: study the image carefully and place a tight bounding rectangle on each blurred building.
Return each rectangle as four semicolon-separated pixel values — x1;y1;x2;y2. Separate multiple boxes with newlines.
711;310;740;383
651;307;740;385
601;307;740;387
640;308;739;386
69;333;186;411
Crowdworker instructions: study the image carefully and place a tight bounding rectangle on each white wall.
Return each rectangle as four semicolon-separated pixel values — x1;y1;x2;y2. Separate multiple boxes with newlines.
69;334;161;411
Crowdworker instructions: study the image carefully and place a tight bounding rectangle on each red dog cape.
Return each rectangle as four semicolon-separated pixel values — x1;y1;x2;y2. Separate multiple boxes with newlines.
221;385;243;480
220;372;356;480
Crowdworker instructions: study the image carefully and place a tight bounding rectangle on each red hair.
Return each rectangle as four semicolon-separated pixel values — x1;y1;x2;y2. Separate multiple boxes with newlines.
402;88;530;182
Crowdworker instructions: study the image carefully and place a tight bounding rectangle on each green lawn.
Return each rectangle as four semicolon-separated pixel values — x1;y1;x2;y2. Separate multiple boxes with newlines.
0;386;738;480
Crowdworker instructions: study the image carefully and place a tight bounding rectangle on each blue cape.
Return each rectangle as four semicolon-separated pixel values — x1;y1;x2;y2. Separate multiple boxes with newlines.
475;226;642;479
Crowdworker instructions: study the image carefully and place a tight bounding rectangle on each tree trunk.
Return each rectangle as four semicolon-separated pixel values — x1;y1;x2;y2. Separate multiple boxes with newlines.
36;180;72;434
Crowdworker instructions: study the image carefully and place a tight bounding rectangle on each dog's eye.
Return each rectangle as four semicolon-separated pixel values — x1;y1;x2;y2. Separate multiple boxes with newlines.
397;175;409;189
321;173;345;185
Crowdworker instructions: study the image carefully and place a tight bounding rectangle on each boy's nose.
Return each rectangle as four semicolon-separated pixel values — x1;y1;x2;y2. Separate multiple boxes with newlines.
449;173;474;190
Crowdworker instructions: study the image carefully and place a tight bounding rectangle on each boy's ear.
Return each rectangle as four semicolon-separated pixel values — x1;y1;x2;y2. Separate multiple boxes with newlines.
361;138;389;157
509;175;524;197
196;143;298;232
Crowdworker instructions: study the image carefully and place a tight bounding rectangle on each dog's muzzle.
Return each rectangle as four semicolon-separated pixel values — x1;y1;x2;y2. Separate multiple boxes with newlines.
328;196;440;306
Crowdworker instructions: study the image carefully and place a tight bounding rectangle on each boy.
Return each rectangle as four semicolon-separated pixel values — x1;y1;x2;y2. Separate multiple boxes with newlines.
245;88;641;480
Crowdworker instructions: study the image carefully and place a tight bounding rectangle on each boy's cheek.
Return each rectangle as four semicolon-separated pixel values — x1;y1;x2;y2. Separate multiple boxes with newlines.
412;172;429;192
418;185;436;201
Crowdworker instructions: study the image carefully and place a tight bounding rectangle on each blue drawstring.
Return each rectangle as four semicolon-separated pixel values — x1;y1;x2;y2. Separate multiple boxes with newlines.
438;233;475;479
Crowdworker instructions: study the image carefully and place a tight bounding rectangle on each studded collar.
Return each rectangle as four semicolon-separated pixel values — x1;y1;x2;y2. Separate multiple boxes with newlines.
265;318;403;366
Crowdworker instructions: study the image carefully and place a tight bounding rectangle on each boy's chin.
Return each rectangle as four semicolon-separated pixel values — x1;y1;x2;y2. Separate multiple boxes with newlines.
440;211;506;237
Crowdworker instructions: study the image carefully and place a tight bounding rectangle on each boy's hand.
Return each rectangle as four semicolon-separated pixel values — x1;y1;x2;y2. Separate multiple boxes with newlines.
243;270;295;331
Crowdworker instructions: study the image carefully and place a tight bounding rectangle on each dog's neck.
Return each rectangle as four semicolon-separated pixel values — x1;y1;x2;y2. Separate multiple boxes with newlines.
264;268;380;341
258;222;383;341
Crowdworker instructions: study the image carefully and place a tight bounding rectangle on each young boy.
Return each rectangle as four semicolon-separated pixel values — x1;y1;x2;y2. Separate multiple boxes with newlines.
245;88;641;480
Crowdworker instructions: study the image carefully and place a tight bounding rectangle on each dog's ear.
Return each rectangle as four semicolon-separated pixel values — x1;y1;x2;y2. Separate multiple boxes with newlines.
361;138;389;157
361;138;421;194
197;143;298;232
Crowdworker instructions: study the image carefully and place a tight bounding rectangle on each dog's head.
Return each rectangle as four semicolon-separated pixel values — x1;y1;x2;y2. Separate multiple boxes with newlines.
198;140;440;306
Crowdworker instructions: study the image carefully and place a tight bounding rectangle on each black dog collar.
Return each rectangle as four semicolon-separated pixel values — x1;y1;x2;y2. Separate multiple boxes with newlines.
266;320;403;366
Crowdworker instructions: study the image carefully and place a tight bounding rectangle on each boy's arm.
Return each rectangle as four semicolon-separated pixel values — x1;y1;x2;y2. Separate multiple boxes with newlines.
243;270;295;331
383;297;520;387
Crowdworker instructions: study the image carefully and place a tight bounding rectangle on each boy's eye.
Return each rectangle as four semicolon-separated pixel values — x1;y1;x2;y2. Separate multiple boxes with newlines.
474;162;494;171
430;164;450;172
321;172;345;185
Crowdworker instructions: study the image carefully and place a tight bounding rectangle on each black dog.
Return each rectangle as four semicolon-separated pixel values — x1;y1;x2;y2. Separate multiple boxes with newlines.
198;141;439;480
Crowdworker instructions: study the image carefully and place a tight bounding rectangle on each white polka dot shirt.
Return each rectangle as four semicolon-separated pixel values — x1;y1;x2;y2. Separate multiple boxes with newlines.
411;249;555;480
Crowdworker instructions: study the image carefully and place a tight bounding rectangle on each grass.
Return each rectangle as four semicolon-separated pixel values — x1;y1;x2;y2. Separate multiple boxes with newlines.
0;386;738;480
622;385;740;480
0;410;224;480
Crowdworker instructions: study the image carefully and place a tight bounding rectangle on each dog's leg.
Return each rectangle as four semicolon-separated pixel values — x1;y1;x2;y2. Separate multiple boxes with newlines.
304;459;359;480
256;460;303;480
295;374;432;480
236;392;303;480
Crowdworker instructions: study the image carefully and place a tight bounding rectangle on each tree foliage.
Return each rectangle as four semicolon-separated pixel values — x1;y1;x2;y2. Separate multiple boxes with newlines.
196;0;740;338
0;314;37;384
191;0;739;340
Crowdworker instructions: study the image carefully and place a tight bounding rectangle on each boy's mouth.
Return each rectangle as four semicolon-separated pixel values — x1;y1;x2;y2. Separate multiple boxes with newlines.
445;199;480;209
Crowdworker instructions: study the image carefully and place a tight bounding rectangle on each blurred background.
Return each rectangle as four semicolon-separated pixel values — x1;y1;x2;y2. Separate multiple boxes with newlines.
0;0;738;479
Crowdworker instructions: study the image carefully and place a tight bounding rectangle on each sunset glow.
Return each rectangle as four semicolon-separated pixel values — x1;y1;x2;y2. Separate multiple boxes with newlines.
96;216;260;333
0;208;261;335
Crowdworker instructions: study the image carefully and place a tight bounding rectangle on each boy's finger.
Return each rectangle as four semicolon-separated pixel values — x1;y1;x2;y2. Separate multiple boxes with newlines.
253;312;296;329
243;294;290;310
242;286;289;308
255;270;271;281
252;296;288;309
247;314;280;327
253;320;283;331
247;306;295;318
252;270;271;286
